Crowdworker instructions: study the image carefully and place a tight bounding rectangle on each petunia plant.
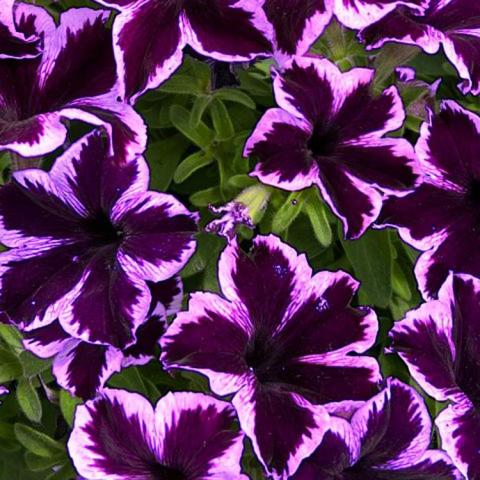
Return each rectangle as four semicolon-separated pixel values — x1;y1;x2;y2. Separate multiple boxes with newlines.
0;0;478;478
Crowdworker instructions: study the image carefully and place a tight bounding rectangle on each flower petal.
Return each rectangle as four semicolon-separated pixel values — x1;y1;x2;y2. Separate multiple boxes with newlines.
68;388;158;479
161;292;250;396
115;191;198;282
23;321;75;358
232;378;330;478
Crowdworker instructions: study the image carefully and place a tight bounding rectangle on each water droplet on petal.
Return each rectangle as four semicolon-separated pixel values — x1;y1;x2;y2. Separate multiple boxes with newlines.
316;298;329;312
273;264;288;278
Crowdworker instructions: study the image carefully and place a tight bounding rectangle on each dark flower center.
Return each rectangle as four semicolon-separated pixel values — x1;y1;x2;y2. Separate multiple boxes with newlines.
244;334;280;384
467;179;480;206
307;121;339;158
82;210;124;246
150;463;186;480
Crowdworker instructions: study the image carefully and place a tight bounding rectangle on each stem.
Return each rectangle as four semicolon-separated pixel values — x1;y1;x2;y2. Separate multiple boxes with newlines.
10;153;42;172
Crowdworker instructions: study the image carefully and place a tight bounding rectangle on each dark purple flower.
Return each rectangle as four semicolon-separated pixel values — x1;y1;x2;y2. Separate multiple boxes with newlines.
390;273;480;479
244;56;418;239
292;378;461;480
68;389;247;479
377;100;480;299
0;0;40;59
205;201;254;241
93;0;272;103
23;277;182;400
0;130;198;349
0;4;146;161
360;0;480;95
161;234;381;477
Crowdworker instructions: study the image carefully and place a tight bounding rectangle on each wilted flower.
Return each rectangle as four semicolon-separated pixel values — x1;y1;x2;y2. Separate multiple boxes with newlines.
205;201;254;241
292;378;461;479
378;100;480;299
162;234;381;478
23;277;182;400
0;130;198;349
93;0;273;102
68;389;247;479
0;4;146;161
390;273;480;479
244;56;417;239
360;0;480;95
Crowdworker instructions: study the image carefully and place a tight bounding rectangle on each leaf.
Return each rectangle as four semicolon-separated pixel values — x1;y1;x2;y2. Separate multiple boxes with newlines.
44;462;75;480
108;367;148;396
189;95;212;128
24;452;64;472
272;191;307;234
303;190;332;247
16;379;42;423
341;229;393;308
174;150;214;183
14;424;64;458
214;88;255;109
210;98;235;140
170;105;214;148
19;351;50;378
0;325;23;351
0;347;22;383
189;187;223;207
59;390;81;428
159;74;204;95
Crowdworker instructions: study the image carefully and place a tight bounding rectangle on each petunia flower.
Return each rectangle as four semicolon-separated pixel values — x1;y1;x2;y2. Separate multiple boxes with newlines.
0;4;146;162
0;130;198;350
68;389;247;480
244;56;418;240
93;0;273;103
292;378;462;479
390;273;480;479
360;0;480;95
161;234;381;478
0;0;40;59
23;277;182;400
205;201;254;241
377;100;480;299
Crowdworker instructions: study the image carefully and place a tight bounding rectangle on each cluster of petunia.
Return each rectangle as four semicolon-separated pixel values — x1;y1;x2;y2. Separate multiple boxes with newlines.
0;0;480;478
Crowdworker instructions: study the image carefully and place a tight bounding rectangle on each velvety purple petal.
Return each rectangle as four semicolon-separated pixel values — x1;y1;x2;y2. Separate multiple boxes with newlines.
264;0;333;59
148;276;183;317
58;254;151;348
68;388;159;479
0;242;88;330
335;0;428;30
23;321;74;358
114;191;198;282
351;378;432;469
436;399;480;480
161;292;250;396
218;235;312;335
185;0;272;62
112;0;184;102
359;7;443;52
390;299;460;402
232;378;330;478
316;159;383;239
155;391;247;479
245;108;319;191
276;270;378;358
290;417;359;480
54;342;123;400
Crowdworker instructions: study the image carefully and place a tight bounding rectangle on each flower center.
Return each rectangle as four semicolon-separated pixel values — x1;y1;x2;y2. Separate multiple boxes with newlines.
307;121;339;158
82;211;124;246
244;334;279;384
467;179;480;206
150;463;186;480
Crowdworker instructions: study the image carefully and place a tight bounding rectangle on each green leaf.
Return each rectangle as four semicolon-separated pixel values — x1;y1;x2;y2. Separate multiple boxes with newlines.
159;74;204;95
228;174;257;188
59;390;81;428
0;347;22;383
14;424;64;458
19;351;50;378
0;325;23;351
170;105;214;148
272;191;307;234
341;229;393;308
190;187;223;207
174;150;214;183
210;98;235;140
214;88;255;109
108;367;148;396
16;379;42;423
44;462;75;480
189;95;212;128
0;422;14;441
391;260;412;302
24;452;64;472
303;190;332;247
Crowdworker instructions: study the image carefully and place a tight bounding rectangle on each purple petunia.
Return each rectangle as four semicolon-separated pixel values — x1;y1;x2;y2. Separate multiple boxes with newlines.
244;56;418;240
68;389;247;479
23;277;182;400
390;273;480;479
292;378;461;479
0;130;198;350
360;0;480;95
378;100;480;299
93;0;273;103
161;234;381;478
0;4;146;161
